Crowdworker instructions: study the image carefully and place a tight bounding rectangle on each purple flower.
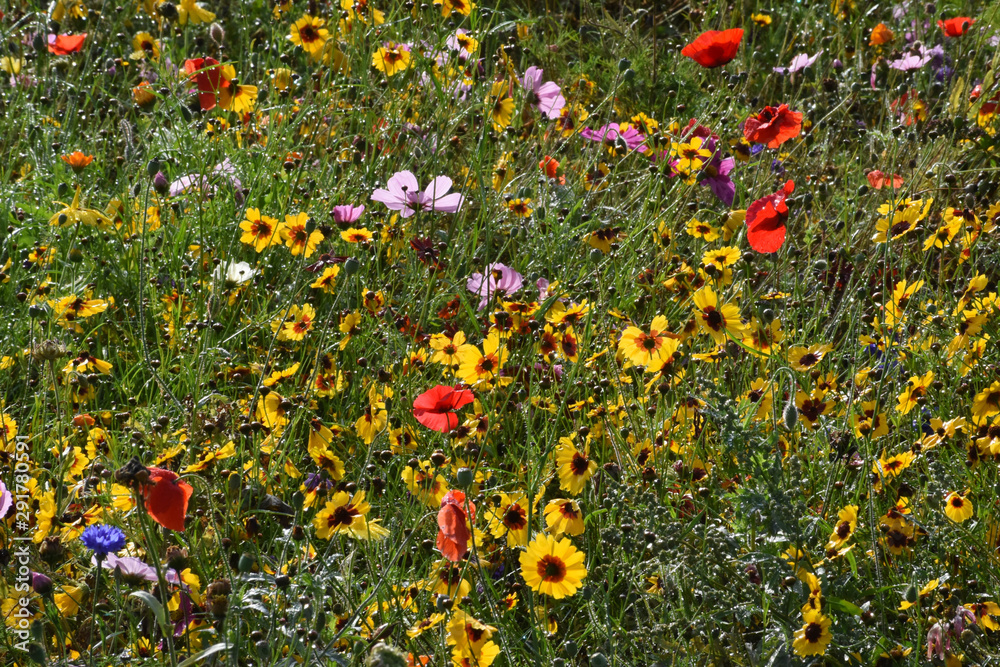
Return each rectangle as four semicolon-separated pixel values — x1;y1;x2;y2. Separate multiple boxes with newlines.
580;123;647;153
888;48;931;71
953;606;976;634
926;622;947;660
699;155;736;207
446;29;475;61
0;479;11;519
371;170;463;218
467;263;523;310
30;572;53;596
773;50;822;75
99;554;159;584
522;66;566;119
80;524;126;559
332;204;365;224
695;140;736;206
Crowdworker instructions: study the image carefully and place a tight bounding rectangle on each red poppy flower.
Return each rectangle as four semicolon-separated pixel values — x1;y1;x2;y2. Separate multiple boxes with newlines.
412;384;474;432
866;170;904;190
743;104;803;148
183;57;227;111
746;180;794;254
437;490;474;562
937;17;974;37
47;34;87;55
539;155;560;179
681;28;744;68
143;467;193;532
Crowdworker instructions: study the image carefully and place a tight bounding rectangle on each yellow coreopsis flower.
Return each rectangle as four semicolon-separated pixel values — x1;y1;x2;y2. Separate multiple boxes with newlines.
519;533;587;599
944;492;973;523
372;42;411;77
240;208;284;252
289;15;329;54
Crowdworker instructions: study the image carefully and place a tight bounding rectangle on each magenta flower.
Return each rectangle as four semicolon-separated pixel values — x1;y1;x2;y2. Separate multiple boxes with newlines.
0;480;11;519
467;263;523;310
773;50;823;75
698;141;736;207
332;204;365;224
580;123;647;153
371;171;464;218
522;66;566;119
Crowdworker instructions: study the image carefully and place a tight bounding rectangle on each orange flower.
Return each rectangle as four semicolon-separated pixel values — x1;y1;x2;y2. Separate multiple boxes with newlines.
61;151;94;173
869;23;894;46
539;155;560;179
132;81;157;108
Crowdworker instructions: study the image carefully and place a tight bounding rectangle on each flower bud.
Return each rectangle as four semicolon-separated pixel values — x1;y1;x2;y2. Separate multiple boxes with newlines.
783;395;798;430
209;22;225;44
367;643;407;667
30;572;53;596
153;171;169;195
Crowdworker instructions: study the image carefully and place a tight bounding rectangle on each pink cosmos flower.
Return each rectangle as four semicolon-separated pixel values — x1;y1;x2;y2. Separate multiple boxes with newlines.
888;47;932;71
0;480;11;519
522;66;566;119
169;159;244;203
773;50;822;75
332;204;365;224
371;170;464;218
580;123;647;153
467;263;523;310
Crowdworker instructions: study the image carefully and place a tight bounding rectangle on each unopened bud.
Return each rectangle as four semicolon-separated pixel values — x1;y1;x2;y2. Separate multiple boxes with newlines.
209;22;225;44
367;642;407;667
783;395;798;430
153;171;169;195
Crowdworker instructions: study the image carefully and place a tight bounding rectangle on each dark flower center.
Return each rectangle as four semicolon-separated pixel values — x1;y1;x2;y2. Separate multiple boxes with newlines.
538;555;567;582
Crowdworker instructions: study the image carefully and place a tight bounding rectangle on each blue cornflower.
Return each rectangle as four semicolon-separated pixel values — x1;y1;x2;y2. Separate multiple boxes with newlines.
80;524;126;559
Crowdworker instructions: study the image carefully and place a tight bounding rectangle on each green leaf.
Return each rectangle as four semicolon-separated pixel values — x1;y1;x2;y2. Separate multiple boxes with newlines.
177;642;231;667
130;590;170;635
827;596;862;616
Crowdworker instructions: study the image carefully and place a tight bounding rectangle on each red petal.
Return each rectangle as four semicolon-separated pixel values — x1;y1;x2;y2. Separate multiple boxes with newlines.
436;491;473;562
144;468;193;532
413;410;457;433
47;34;87;55
681;29;743;68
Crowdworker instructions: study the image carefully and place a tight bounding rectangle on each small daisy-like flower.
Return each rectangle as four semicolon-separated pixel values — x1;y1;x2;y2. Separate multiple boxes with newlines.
289;15;329;55
792;608;832;657
519;532;587;599
944;492;973;523
544;498;584;536
685;218;720;241
372;42;411;77
554;437;597;495
282;212;324;257
240;208;284;252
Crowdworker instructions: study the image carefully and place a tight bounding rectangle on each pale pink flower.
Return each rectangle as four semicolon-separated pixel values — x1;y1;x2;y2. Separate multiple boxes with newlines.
371;170;463;218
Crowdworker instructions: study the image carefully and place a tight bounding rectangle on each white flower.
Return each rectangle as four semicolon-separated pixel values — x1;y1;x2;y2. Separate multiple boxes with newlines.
215;260;256;286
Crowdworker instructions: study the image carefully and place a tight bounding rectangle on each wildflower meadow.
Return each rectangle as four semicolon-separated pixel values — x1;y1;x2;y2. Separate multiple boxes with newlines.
3;0;1000;665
